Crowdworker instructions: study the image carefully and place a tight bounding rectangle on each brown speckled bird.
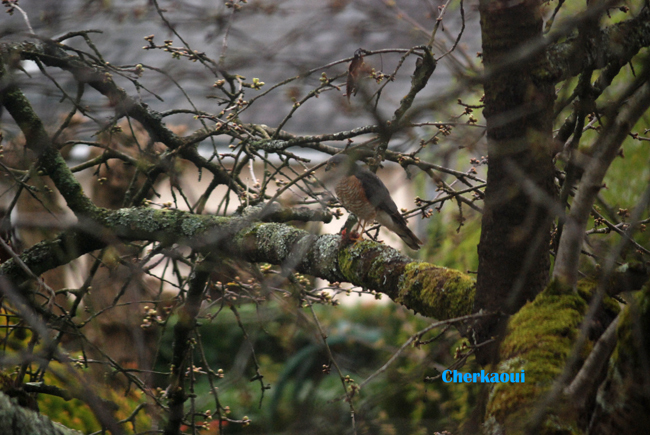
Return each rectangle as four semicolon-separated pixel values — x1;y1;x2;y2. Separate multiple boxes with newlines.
325;154;423;250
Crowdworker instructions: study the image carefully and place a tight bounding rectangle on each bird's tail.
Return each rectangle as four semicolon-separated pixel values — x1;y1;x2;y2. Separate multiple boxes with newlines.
396;225;423;251
376;210;424;251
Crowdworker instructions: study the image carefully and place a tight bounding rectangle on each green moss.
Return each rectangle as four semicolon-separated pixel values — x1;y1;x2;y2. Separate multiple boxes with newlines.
253;223;302;260
485;280;588;434
101;208;226;239
311;234;342;279
134;208;161;233
231;221;260;254
337;242;476;320
180;214;208;236
337;239;377;281
368;248;408;282
397;262;475;320
612;284;650;369
576;278;620;318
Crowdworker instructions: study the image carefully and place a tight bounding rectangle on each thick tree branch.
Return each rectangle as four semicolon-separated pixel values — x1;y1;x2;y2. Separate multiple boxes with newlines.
0;392;82;435
0;208;474;320
544;5;650;84
241;203;332;223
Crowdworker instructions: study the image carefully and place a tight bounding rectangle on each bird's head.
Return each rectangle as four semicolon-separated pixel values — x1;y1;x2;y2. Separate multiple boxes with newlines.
325;154;356;174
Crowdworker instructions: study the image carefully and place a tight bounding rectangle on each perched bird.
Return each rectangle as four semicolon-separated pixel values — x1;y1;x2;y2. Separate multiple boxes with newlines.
325;154;423;250
346;49;364;101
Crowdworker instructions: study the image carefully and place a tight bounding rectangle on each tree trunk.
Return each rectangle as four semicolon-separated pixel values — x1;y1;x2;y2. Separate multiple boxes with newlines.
474;0;557;363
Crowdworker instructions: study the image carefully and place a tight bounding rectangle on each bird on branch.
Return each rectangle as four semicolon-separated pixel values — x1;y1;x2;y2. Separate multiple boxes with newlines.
325;153;423;250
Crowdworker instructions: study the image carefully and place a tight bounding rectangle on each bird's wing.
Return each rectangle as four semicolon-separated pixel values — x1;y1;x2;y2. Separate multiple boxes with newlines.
354;167;423;250
354;168;407;225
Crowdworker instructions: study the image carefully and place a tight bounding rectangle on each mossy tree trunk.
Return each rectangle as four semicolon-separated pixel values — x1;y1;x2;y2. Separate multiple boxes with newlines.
473;1;650;434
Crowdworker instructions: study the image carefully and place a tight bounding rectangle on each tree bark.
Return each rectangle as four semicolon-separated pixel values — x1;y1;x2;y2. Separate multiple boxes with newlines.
474;0;557;363
0;392;83;435
587;285;650;435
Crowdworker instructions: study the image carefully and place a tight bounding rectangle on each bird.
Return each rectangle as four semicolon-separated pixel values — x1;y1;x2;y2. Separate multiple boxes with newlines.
325;154;423;250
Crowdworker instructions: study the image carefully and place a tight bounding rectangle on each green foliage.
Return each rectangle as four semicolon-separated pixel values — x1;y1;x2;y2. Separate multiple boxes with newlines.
425;211;481;272
38;395;98;433
414;143;483;272
0;309;152;434
36;372;153;434
37;389;151;434
153;301;479;433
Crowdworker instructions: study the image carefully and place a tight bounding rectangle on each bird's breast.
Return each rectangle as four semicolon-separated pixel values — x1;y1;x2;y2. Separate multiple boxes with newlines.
335;176;377;222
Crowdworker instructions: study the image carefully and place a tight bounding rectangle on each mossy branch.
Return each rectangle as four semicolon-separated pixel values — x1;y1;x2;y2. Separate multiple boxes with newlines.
0;57;97;217
0;391;83;435
0;207;475;320
543;5;650;83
